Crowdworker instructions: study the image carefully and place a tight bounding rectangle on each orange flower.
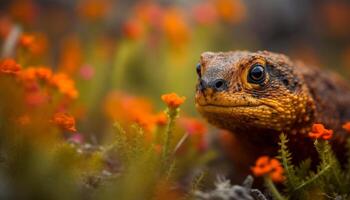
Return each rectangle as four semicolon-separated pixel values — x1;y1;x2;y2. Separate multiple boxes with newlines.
180;117;208;151
155;112;168;126
58;35;82;76
50;73;79;99
162;8;190;47
0;16;13;38
134;3;163;27
77;0;111;21
308;123;333;140
9;0;38;25
122;19;145;40
19;34;35;48
192;2;218;25
251;156;285;183
104;92;162;133
214;0;246;24
0;59;22;75
52;112;77;132
161;93;185;109
342;122;350;133
18;33;48;56
35;67;53;81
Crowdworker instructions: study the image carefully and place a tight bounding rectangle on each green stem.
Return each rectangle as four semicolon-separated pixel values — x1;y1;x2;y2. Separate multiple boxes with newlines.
293;164;331;192
162;108;178;165
264;177;286;200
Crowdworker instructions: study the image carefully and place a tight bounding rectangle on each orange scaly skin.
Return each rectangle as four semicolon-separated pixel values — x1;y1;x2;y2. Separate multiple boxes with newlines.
195;50;350;167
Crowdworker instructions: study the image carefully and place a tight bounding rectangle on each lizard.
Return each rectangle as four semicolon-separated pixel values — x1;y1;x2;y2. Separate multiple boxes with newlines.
195;50;350;170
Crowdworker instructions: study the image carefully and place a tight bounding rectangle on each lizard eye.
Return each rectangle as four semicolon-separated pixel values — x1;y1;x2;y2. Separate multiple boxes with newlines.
248;64;265;84
196;63;201;77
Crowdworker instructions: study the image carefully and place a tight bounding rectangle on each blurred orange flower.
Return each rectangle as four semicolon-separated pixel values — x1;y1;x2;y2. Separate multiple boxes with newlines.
251;156;285;183
19;34;35;48
77;0;111;21
321;2;350;37
155;112;168;126
342;122;350;133
52;112;77;132
50;73;79;99
308;123;333;140
0;16;13;38
122;19;145;40
35;67;53;81
0;59;22;75
192;2;218;25
214;0;246;24
18;33;48;57
104;92;164;133
161;93;185;109
9;0;38;25
58;35;82;76
180;117;207;151
162;8;190;47
135;3;164;27
18;67;78;99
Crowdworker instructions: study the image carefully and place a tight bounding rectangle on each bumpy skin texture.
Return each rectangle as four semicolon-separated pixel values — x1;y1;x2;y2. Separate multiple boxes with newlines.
195;50;350;164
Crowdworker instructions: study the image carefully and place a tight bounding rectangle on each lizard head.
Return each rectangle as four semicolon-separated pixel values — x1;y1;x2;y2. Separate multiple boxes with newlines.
195;50;315;134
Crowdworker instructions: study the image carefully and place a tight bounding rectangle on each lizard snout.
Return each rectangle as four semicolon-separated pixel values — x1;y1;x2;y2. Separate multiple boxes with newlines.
197;78;228;92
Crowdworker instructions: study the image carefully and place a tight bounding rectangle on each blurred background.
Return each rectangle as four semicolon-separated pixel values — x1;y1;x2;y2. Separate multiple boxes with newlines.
0;0;350;199
1;0;350;127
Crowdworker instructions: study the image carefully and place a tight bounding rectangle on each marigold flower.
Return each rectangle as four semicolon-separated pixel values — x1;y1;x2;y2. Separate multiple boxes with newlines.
308;123;333;140
251;156;285;183
161;93;185;109
0;59;22;75
342;122;350;133
52;112;77;132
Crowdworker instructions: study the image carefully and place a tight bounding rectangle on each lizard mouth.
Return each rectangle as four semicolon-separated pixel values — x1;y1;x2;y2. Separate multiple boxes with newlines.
195;101;277;115
196;103;267;112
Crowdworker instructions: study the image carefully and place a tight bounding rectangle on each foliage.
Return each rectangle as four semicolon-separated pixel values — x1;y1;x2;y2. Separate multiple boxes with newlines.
260;134;350;200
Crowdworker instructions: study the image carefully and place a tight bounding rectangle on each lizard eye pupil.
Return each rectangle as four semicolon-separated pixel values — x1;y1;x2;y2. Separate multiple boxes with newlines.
196;63;201;77
248;64;265;84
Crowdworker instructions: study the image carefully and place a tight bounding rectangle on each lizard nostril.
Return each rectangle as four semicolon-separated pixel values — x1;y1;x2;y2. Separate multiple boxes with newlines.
212;79;227;91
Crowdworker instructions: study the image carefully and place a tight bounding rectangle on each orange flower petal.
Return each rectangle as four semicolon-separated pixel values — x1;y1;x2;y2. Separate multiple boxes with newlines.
161;93;185;109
